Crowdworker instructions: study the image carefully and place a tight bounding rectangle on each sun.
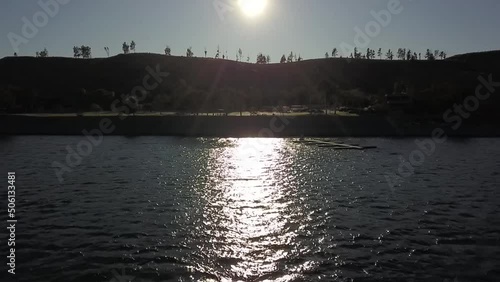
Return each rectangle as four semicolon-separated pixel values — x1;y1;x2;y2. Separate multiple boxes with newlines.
237;0;268;18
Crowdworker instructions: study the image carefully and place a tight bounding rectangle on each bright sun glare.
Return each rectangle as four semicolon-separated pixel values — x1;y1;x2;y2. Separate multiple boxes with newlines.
238;0;268;18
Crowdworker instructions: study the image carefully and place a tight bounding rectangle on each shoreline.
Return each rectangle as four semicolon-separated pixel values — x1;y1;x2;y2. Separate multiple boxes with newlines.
1;114;500;137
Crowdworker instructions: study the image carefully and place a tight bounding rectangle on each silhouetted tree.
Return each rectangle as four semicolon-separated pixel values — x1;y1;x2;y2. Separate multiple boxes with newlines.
280;55;286;63
104;47;110;57
397;48;405;60
366;48;375;59
73;46;91;58
73;46;82;58
165;45;171;56
353;47;361;59
256;53;267;64
83;46;92;58
238;48;243;61
122;42;130;54
297;54;302;61
246;56;250;62
419;53;421;60
332;48;338;58
14;53;17;57
439;51;447;59
287;51;294;63
130;41;136;53
266;55;271;63
425;49;435;60
434;50;440;59
406;49;412;60
37;48;48;58
204;47;207;58
386;49;394;60
325;52;329;59
215;45;220;59
186;47;194;57
377;48;382;59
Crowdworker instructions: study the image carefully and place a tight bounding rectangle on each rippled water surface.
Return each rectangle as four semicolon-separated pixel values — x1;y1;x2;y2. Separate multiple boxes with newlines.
1;137;500;281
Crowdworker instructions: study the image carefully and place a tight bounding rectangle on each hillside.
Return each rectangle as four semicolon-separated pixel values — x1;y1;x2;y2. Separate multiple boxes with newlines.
1;51;499;115
447;50;500;74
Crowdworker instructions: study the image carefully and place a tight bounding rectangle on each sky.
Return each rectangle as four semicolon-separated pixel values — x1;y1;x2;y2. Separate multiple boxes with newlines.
1;0;499;61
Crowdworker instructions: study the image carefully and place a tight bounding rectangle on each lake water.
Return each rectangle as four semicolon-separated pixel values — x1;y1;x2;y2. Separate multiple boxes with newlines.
0;137;499;281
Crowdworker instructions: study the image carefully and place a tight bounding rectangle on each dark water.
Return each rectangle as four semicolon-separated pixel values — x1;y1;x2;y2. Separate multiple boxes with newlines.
0;137;499;282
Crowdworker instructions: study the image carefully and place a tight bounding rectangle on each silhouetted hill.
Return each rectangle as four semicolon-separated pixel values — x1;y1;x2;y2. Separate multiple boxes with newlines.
447;50;500;74
1;51;499;114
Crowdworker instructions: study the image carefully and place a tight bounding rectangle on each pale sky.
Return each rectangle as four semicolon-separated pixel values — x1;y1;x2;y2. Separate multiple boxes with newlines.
1;0;499;61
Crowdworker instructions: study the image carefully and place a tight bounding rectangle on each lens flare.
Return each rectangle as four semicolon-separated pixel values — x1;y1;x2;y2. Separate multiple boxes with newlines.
238;0;268;18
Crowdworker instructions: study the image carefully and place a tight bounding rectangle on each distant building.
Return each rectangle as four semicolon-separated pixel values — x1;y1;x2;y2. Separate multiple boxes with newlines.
386;83;413;107
291;105;308;112
385;88;413;112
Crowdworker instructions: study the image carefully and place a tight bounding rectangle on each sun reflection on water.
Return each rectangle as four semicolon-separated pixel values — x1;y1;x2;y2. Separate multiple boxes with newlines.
196;138;303;281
